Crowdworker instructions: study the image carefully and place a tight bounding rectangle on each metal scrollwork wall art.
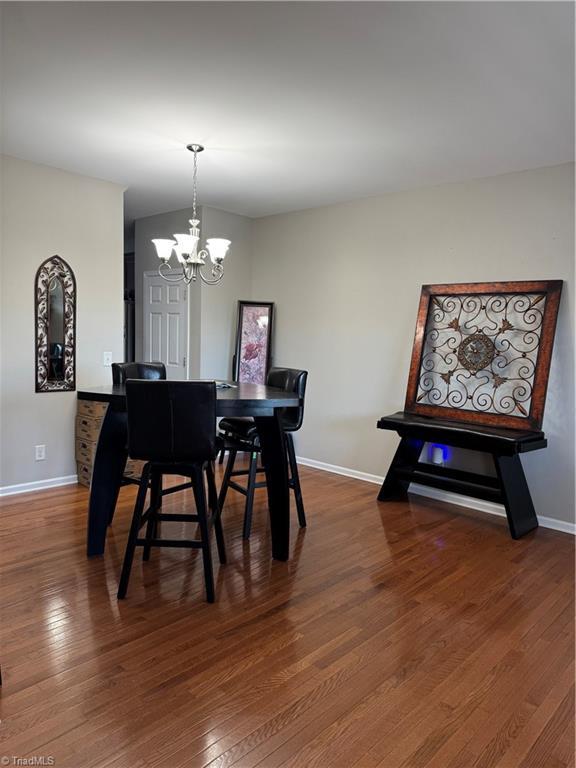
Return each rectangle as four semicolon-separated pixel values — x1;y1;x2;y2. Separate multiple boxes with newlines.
405;281;562;430
35;256;76;392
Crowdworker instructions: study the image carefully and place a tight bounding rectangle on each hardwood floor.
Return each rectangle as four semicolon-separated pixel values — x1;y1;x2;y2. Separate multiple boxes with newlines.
0;464;574;768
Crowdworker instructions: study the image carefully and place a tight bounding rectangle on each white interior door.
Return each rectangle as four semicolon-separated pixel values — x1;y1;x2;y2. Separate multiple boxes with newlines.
143;272;188;380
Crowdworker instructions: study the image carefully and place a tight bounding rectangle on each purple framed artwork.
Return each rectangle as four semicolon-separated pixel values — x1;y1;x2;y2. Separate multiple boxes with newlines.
233;301;274;384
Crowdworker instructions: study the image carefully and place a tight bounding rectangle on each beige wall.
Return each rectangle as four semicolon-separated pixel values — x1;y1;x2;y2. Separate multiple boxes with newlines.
0;155;124;488
9;156;570;527
251;164;575;526
199;207;253;379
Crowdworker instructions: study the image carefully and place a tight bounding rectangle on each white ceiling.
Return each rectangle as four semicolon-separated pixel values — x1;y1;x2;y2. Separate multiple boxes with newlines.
2;2;574;222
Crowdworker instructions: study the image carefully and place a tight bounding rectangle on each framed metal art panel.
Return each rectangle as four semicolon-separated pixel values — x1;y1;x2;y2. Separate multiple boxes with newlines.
405;281;562;430
233;301;274;384
35;255;77;393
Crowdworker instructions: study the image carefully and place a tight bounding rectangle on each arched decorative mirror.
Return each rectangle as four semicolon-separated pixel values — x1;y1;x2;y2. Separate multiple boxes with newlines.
35;256;76;392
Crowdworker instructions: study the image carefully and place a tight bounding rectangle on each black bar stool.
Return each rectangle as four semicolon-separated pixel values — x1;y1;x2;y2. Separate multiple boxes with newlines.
111;361;191;497
112;361;167;489
218;367;308;539
117;380;226;604
112;361;166;386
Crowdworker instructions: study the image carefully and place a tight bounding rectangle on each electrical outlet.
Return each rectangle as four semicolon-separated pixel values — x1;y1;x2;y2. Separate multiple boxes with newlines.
35;444;46;461
103;351;113;366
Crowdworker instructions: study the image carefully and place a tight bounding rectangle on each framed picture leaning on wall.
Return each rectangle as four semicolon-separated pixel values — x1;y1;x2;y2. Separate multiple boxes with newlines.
233;301;274;384
404;280;563;430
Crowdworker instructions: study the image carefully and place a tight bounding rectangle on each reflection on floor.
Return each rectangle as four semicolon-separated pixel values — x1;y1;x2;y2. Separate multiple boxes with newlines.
0;461;574;768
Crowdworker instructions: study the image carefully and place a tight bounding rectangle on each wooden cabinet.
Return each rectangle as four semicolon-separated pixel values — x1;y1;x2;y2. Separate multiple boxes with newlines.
75;399;145;487
75;400;108;487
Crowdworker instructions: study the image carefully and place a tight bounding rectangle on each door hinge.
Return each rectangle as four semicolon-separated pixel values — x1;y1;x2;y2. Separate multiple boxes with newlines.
183;355;187;368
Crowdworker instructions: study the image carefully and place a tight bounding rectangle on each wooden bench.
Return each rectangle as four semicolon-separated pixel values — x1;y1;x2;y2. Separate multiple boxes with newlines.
377;411;547;539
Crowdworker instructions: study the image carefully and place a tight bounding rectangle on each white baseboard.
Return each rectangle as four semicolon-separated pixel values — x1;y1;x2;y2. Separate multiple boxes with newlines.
297;456;384;486
0;474;78;498
296;456;576;536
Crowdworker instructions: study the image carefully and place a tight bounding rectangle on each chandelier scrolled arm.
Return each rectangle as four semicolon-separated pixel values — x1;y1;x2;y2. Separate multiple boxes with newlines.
199;258;225;285
152;143;230;287
158;260;192;283
158;254;225;286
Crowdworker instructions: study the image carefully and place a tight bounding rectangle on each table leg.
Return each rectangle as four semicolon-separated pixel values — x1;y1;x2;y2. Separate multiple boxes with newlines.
87;408;128;557
255;412;290;561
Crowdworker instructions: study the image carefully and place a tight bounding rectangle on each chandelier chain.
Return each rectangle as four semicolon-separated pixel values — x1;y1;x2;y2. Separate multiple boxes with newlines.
192;148;198;220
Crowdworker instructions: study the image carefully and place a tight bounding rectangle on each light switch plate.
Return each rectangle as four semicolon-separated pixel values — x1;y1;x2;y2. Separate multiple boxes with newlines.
103;351;112;366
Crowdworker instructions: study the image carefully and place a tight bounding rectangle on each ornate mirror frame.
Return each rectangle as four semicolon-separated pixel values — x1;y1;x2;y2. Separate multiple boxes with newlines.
404;280;562;431
35;256;77;393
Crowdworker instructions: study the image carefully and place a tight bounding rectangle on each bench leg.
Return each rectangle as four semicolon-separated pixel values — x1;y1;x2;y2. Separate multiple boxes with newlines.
378;437;424;501
493;454;538;539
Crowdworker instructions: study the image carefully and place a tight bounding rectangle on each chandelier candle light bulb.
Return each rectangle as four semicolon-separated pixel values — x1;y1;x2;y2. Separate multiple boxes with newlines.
152;144;231;285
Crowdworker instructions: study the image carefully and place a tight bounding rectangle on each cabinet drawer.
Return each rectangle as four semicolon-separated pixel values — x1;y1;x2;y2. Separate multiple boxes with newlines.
75;415;102;442
76;438;97;466
77;399;108;419
77;462;92;488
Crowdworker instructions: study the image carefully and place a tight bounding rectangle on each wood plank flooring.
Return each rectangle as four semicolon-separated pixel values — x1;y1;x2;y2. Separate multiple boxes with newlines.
0;464;574;768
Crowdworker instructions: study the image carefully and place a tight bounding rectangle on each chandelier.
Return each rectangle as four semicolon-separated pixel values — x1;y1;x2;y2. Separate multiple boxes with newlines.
152;144;231;285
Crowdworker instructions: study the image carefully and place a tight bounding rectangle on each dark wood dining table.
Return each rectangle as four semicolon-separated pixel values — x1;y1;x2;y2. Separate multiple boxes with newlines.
77;382;300;561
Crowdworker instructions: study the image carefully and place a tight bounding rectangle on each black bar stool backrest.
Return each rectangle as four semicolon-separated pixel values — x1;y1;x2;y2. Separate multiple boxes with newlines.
112;362;166;386
267;367;308;432
126;380;217;463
